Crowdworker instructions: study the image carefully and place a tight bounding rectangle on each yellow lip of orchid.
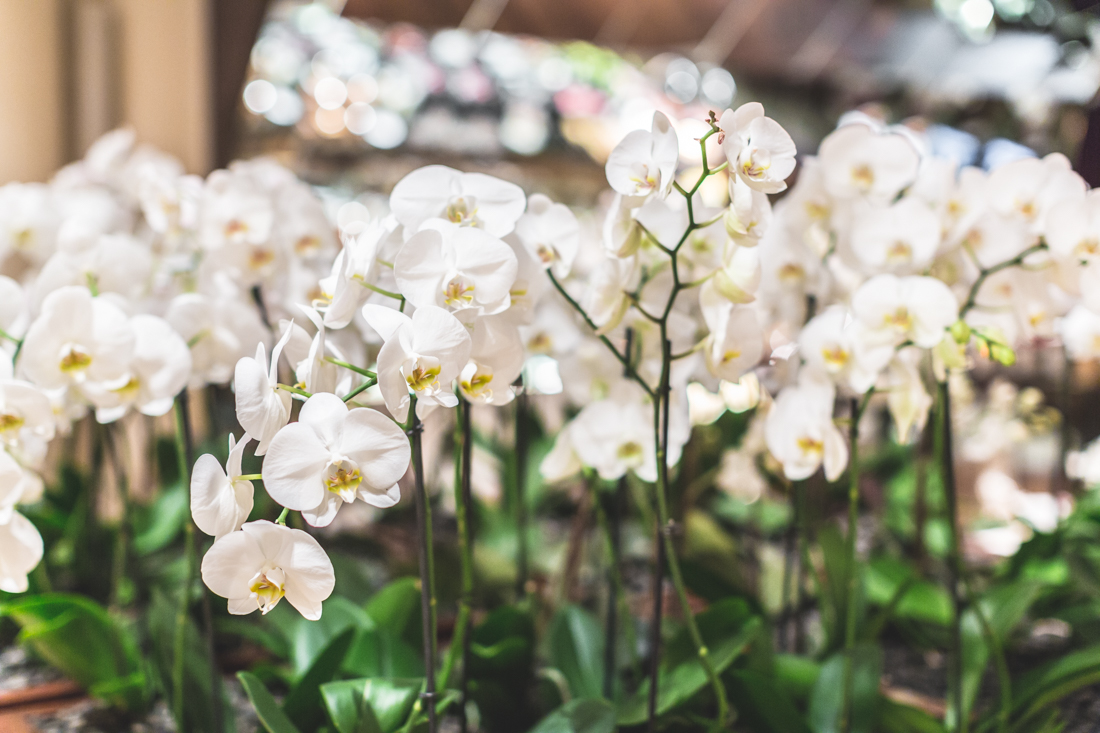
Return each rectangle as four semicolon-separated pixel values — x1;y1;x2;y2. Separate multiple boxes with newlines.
248;567;286;615
59;344;93;373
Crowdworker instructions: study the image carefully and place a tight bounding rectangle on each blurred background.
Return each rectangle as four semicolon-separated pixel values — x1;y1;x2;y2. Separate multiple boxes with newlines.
4;0;1100;194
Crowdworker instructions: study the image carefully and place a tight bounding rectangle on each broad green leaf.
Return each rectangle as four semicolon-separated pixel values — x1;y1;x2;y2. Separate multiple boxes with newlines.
283;627;356;731
215;617;290;659
616;615;761;725
877;699;947;733
131;482;188;555
994;643;1100;732
342;627;423;679
807;645;882;733
547;605;604;701
321;678;421;733
1;593;148;712
290;596;373;676
239;671;302;733
864;558;952;627
365;578;421;649
529;698;616;733
774;653;821;701
726;670;812;733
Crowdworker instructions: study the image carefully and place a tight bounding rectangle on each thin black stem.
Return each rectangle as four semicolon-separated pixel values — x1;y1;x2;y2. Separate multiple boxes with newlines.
842;397;863;733
408;401;438;733
456;398;474;732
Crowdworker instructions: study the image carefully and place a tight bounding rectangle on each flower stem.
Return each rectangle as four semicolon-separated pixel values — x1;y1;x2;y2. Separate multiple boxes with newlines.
959;242;1047;318
104;424;131;611
937;380;967;733
326;357;376;379
407;397;438;733
277;383;313;399
342;378;377;403
841;397;863;732
238;473;263;481
514;386;530;599
276;507;289;525
440;396;475;732
172;394;224;733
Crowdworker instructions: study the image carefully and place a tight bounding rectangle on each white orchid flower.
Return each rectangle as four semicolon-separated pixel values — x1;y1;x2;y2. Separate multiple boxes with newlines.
279;307;342;396
389;165;526;238
799;305;882;394
719;102;796;194
34;233;153;306
605;111;679;200
583;255;636;335
700;283;764;382
458;315;525;406
852;274;958;350
191;433;255;539
262;393;411;527
725;177;773;246
234;327;293;456
322;218;392;328
1046;189;1100;263
1061;305;1100;360
166;291;270;387
362;304;472;423
850;196;941;274
884;349;932;444
514;194;579;278
199;169;275;252
0;381;55;452
712;245;762;304
201;520;335;620
85;315;192;423
394;221;518;318
764;369;847;481
818;123;921;203
0;182;56;265
603;194;644;257
19;286;134;392
0;511;44;593
986;153;1086;237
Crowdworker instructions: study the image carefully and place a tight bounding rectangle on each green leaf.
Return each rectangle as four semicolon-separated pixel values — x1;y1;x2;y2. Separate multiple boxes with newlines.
864;558;952;627
997;644;1100;731
1;593;148;712
616;614;761;725
321;678;421;733
726;670;812;733
342;627;423;679
239;671;302;733
774;653;821;701
877;699;947;733
365;578;422;649
131;482;188;555
290;596;373;677
547;605;604;701
283;627;356;731
959;581;1045;721
529;698;616;733
215;617;290;659
807;645;882;733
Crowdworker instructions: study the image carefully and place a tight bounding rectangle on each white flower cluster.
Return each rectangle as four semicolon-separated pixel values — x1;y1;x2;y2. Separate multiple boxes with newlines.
0;128;334;593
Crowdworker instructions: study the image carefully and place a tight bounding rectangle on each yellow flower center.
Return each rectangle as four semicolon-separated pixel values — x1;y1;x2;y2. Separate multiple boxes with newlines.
0;412;24;433
248;568;286;615
249;246;276;270
446;196;478;226
851;164;874;191
1075;238;1100;258
112;376;141;397
405;357;442;393
887;240;912;263
460;364;494;399
443;278;475;307
822;346;849;370
224;219;248;238
797;436;824;457
325;460;363;502
536;243;558;265
884;307;913;332
721;348;742;364
13;228;33;250
59;344;92;373
295;235;322;256
617;441;644;463
779;263;805;282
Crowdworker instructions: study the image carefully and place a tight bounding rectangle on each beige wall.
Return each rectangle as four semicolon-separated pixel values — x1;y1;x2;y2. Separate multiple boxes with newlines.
0;0;213;185
115;0;212;174
0;0;65;183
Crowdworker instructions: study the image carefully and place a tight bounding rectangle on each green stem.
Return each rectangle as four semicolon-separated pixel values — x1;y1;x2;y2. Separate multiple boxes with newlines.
440;396;474;732
965;577;1010;733
276;507;290;525
104;424;131;611
342;378;377;403
653;337;729;731
514;387;530;599
277;383;313;399
407;397;438;733
959;242;1047;318
238;473;263;481
326;358;377;379
938;381;967;733
842;396;865;733
363;281;404;301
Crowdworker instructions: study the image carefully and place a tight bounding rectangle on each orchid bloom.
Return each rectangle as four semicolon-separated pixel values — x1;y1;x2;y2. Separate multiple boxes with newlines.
851;274;958;350
798;305;881;394
699;283;764;382
605;111;679;200
262;393;411;527
818;123;921;203
233;327;293;456
362;304;472;422
323;218;392;328
850;196;941;274
389;165;526;238
191;433;255;539
19;286;134;392
514;194;580;278
458;315;525;406
394;221;518;317
201;520;335;620
719;102;797;194
764;369;848;481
